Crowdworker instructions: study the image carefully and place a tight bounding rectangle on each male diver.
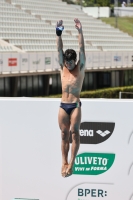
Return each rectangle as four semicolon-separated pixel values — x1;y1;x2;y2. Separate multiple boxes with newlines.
56;18;86;177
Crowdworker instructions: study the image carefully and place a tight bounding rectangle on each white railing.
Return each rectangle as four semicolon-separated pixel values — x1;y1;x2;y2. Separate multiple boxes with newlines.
0;51;132;75
119;92;133;99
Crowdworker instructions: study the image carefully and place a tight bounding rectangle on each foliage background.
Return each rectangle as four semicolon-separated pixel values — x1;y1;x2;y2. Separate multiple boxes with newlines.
62;0;133;7
43;86;133;99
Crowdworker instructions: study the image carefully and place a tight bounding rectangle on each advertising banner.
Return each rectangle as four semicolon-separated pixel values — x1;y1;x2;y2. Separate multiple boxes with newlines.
113;52;123;68
0;98;133;200
86;52;93;69
29;53;38;72
0;53;3;73
20;53;29;72
36;53;45;71
111;52;118;68
99;52;105;69
53;52;60;71
105;52;112;69
3;53;12;73
0;52;133;73
123;52;129;68
128;52;133;68
9;53;20;73
44;52;53;70
92;52;99;69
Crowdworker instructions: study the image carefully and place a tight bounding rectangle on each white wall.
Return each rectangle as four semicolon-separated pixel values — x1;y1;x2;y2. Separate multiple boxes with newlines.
0;98;133;200
114;7;133;17
83;7;111;18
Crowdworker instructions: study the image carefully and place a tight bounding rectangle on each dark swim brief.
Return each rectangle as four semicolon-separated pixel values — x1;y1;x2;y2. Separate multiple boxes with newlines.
60;102;82;115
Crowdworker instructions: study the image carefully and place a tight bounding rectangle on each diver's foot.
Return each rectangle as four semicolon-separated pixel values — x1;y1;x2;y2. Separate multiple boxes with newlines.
65;165;73;177
61;164;68;177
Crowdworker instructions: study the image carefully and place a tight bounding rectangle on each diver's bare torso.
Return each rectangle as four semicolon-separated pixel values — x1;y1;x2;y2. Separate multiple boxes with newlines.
61;62;85;103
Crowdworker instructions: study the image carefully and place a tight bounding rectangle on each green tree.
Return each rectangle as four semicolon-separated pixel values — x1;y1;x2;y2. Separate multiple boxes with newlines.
82;0;96;7
96;0;110;6
63;0;111;7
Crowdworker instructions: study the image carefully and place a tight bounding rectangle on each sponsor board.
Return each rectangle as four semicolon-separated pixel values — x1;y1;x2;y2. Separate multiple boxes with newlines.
114;56;121;62
99;52;105;67
8;58;17;67
105;55;111;63
0;59;3;65
124;56;129;61
45;57;51;65
66;183;114;200
93;55;99;63
88;56;92;63
73;152;115;175
0;99;133;200
22;58;28;65
70;122;115;144
32;59;40;65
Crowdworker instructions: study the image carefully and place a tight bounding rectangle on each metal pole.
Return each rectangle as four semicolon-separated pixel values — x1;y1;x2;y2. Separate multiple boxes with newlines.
115;11;118;28
115;0;118;28
98;6;100;19
80;0;82;10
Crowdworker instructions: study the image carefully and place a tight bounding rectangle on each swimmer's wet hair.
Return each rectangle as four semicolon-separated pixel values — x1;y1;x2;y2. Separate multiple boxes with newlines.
64;49;77;61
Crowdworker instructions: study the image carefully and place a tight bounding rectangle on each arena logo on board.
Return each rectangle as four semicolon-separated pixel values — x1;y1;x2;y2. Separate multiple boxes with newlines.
70;122;115;144
66;183;112;200
8;58;17;67
72;152;115;176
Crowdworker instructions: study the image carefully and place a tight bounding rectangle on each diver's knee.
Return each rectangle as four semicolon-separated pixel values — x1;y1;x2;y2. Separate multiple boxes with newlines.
61;130;70;141
72;132;80;143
